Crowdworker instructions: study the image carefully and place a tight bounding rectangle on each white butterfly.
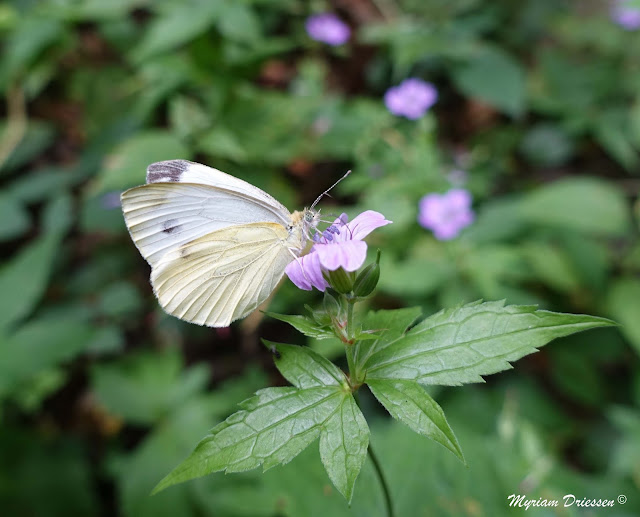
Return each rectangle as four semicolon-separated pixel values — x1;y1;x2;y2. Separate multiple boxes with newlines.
120;160;322;327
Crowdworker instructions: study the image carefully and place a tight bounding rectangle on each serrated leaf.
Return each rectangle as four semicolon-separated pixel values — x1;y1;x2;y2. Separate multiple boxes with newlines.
367;379;463;463
152;384;368;502
263;312;335;340
319;394;369;503
263;341;348;389
353;307;422;377
364;301;615;386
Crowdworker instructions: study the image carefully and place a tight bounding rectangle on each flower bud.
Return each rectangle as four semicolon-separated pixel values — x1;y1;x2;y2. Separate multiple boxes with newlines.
353;250;380;297
324;267;355;294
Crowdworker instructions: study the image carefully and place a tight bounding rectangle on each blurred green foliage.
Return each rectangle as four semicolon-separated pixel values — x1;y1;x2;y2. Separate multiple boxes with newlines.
0;0;639;515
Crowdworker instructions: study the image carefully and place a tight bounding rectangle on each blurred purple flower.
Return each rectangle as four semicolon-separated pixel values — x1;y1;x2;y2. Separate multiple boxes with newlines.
286;211;392;291
305;13;350;45
611;0;640;29
101;191;122;210
384;78;438;119
418;189;474;240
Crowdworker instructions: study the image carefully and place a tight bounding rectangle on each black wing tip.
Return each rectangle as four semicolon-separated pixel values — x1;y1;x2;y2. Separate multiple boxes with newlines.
146;160;193;183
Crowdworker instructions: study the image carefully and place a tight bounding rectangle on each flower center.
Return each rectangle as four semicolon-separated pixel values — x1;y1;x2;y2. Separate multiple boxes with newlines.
312;214;349;244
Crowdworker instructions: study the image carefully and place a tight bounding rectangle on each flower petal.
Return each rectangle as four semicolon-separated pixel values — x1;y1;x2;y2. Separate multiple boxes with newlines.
315;240;367;272
445;188;472;210
418;194;445;227
347;210;392;241
285;252;329;291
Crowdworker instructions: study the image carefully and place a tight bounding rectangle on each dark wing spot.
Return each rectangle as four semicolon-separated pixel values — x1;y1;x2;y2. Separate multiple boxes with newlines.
162;219;180;234
146;160;190;183
179;246;190;259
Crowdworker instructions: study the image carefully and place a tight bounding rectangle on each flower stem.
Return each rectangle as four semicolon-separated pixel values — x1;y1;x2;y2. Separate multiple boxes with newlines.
368;437;394;517
346;297;355;341
344;297;361;387
353;392;394;517
345;342;356;385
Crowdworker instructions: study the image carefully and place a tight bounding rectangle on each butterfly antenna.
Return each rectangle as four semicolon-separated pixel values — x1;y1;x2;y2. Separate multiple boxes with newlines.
310;170;351;210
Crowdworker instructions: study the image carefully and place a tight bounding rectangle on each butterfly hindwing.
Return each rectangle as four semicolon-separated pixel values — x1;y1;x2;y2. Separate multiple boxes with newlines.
151;222;294;327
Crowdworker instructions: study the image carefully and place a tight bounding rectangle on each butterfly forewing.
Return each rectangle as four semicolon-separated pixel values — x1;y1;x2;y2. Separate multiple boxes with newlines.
121;182;290;267
121;160;312;327
145;160;290;218
151;222;294;327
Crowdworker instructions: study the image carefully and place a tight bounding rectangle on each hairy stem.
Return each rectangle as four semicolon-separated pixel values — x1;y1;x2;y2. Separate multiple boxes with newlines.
344;296;362;387
346;297;355;341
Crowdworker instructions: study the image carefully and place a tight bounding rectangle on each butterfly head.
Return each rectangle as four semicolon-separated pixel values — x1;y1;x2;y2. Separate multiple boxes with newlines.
288;209;319;250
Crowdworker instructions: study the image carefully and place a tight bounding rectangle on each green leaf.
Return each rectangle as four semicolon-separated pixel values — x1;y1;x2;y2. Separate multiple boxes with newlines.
217;3;261;43
197;127;248;161
0;316;95;397
0;17;63;89
7;166;78;203
129;3;222;62
517;177;630;236
263;312;335;340
0;193;30;241
114;393;239;517
451;46;526;116
154;344;368;502
97;281;143;319
521;241;581;294
519;123;574;167
153;385;367;502
319;394;369;503
0;232;60;332
364;300;615;386
367;378;463;463
594;108;638;170
606;277;640;355
264;341;348;389
0;121;56;175
91;349;209;425
353;307;423;375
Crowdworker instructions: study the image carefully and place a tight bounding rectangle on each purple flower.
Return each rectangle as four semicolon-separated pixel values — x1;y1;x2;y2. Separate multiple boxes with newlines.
612;0;640;29
305;13;350;46
384;78;438;120
286;211;392;291
418;189;474;241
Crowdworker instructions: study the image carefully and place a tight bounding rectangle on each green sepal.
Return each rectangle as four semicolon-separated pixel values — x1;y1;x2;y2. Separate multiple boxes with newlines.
324;268;355;294
353;249;381;297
